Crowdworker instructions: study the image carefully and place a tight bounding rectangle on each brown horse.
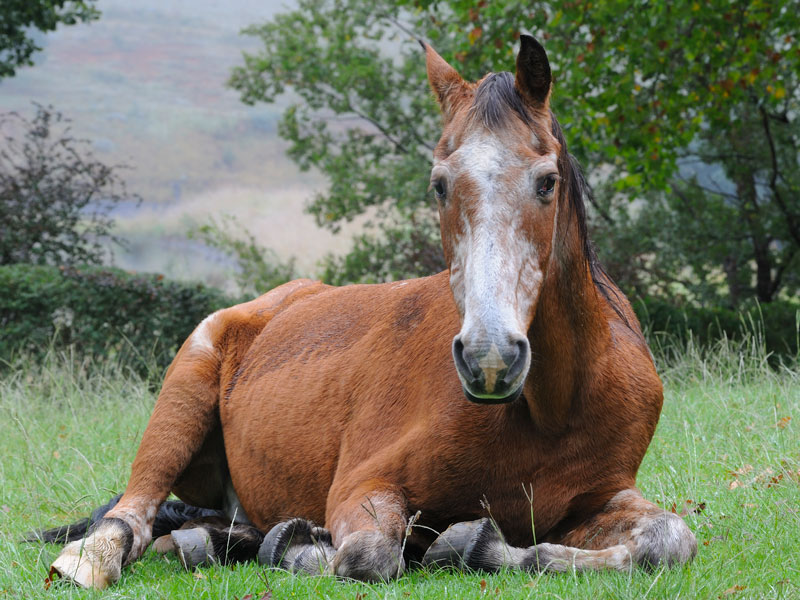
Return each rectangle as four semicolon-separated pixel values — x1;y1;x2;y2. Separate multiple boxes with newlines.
48;36;696;588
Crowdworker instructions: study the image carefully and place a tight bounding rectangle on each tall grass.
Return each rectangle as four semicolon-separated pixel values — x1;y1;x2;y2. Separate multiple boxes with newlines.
0;334;797;599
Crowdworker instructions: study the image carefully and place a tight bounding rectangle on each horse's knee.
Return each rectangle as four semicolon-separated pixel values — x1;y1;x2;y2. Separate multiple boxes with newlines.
332;530;404;582
49;518;132;589
632;511;697;568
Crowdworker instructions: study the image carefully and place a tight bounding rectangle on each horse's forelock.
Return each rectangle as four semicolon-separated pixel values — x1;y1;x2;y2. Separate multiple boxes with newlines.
468;72;531;130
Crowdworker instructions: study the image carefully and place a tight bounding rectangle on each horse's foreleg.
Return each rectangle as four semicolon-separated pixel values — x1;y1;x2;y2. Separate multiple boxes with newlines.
260;481;409;582
423;489;696;573
50;345;222;588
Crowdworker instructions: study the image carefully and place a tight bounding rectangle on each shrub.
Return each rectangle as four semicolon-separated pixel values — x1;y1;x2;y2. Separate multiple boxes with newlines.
0;105;139;266
0;264;232;377
634;296;800;360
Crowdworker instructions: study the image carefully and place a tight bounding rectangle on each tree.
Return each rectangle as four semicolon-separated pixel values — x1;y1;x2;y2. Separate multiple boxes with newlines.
189;215;296;297
229;0;447;283
230;0;799;305
0;0;99;79
0;105;139;266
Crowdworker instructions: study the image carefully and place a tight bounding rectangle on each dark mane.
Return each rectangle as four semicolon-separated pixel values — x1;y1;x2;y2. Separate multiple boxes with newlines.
468;71;630;327
549;114;631;329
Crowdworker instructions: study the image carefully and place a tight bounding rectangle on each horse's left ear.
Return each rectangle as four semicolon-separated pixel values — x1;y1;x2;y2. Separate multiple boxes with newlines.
421;40;470;123
515;35;552;108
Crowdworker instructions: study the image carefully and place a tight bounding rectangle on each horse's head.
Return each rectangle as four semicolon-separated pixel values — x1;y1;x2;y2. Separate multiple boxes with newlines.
425;36;562;404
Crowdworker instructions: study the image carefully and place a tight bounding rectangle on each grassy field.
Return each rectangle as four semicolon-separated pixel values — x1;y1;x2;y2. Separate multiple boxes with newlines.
0;339;798;599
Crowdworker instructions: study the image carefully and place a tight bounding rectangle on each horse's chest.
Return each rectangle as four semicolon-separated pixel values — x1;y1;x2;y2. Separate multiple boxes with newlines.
404;427;580;544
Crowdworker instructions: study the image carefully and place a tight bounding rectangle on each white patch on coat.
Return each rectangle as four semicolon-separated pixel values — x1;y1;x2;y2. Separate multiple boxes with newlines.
444;132;556;349
190;310;221;354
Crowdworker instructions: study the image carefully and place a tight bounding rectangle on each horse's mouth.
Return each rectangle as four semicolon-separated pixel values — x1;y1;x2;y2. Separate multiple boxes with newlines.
462;385;524;405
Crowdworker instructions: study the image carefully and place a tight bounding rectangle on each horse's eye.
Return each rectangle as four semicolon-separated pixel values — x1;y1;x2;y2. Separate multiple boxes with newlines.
537;174;557;200
433;179;447;201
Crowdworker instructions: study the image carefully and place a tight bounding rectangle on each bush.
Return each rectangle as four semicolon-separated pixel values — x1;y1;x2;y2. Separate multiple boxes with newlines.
634;296;800;360
0;105;139;266
0;264;232;377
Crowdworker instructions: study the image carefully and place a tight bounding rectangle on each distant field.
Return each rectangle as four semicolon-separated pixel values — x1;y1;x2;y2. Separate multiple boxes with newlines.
0;0;361;283
0;340;797;599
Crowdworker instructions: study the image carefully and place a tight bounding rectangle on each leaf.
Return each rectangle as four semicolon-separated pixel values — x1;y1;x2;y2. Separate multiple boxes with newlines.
721;584;746;596
776;416;791;429
193;571;206;580
728;480;742;490
767;473;784;488
480;579;487;593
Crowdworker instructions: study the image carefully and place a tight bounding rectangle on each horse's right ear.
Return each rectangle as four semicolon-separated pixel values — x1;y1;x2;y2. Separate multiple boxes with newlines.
515;34;552;109
421;40;469;122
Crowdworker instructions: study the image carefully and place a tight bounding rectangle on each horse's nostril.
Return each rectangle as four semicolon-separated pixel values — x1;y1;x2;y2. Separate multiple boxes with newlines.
503;337;530;385
452;337;479;383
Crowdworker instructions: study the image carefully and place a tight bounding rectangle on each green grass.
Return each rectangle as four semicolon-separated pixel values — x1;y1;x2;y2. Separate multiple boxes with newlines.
0;340;798;599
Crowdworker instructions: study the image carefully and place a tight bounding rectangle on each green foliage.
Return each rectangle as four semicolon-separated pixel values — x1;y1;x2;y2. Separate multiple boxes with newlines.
0;263;230;377
231;0;800;305
319;211;445;285
189;215;296;297
0;105;139;267
0;0;99;79
229;0;443;285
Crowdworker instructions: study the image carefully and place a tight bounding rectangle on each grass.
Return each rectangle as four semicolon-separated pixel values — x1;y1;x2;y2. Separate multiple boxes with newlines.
0;338;798;599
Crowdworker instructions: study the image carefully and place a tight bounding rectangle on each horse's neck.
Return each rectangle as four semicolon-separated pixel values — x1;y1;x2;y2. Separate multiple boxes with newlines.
523;255;610;433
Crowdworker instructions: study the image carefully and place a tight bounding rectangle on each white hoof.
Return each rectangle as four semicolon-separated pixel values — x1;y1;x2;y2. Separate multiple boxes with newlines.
49;520;129;589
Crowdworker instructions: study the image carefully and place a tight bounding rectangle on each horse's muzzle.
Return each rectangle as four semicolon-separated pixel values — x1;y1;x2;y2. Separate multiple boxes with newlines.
452;335;529;404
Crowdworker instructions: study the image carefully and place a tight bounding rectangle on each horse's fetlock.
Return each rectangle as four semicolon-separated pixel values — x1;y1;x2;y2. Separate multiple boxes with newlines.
634;512;697;568
332;530;404;582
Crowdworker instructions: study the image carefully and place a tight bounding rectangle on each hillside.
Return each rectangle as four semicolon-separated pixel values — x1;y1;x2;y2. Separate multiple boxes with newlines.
0;0;360;290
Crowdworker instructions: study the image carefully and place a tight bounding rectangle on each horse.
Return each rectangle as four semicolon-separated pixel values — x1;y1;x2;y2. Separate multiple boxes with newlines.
45;35;696;588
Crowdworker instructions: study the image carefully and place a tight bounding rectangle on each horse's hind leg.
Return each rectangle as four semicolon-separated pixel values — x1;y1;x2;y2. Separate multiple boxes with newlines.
49;282;326;588
50;314;229;588
423;488;696;573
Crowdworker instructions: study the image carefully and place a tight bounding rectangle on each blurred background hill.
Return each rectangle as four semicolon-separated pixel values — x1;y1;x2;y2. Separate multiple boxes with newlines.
0;0;358;290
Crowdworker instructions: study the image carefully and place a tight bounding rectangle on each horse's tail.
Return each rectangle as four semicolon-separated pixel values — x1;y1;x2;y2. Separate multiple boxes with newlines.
23;494;224;543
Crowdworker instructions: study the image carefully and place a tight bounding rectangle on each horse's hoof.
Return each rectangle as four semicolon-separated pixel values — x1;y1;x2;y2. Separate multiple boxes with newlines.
50;540;114;589
48;518;131;589
152;533;176;554
171;528;215;569
258;518;334;574
258;518;316;567
422;518;503;571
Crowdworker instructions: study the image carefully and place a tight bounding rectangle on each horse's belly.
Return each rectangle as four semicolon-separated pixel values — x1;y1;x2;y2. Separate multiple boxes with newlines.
220;364;348;530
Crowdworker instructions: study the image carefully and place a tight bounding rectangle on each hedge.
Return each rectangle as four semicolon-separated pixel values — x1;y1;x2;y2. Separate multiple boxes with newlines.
2;263;797;378
0;264;232;376
633;296;800;359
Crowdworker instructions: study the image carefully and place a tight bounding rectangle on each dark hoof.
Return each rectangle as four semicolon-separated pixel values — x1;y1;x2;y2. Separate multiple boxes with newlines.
172;528;215;569
422;518;503;571
258;518;330;568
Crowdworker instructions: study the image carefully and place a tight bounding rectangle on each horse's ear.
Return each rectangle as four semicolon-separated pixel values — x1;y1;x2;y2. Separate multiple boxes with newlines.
421;40;469;121
515;35;551;108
